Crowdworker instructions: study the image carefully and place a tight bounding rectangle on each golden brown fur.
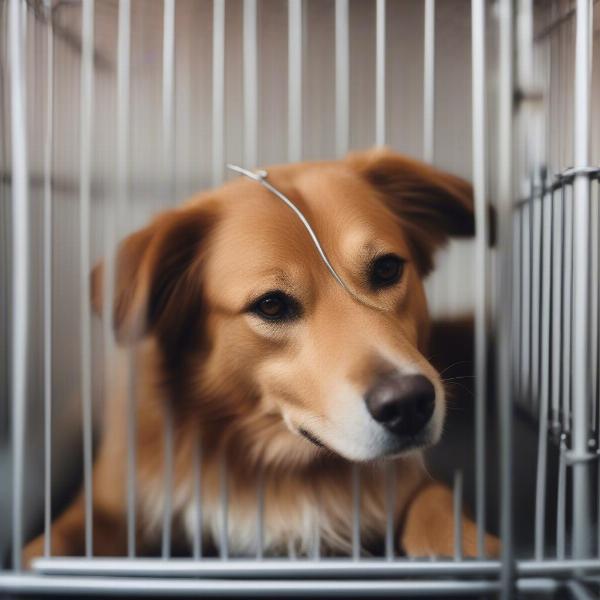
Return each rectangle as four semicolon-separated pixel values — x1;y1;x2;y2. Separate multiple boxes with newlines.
24;148;498;564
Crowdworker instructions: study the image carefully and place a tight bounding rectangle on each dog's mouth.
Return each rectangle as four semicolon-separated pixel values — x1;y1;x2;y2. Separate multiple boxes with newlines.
298;427;325;448
382;431;430;457
296;426;433;461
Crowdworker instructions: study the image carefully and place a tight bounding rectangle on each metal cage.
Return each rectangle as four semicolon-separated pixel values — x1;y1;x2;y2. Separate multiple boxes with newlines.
1;0;599;597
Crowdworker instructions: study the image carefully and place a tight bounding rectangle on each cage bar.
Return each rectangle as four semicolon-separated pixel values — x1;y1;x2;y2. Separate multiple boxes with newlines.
30;557;600;578
219;453;229;559
562;183;573;433
192;436;202;559
79;0;95;559
453;471;463;561
288;0;302;162
384;462;395;561
42;0;53;558
163;0;175;194
351;464;360;560
335;0;349;158
115;0;135;559
126;353;137;557
470;0;487;558
162;405;174;559
8;0;29;572
496;0;515;595
530;183;542;411
423;0;435;162
551;186;563;431
517;0;534;92
212;0;225;185
534;184;552;560
256;467;264;560
570;0;593;559
312;504;320;560
0;573;508;596
160;0;176;560
557;435;567;560
513;210;522;403
375;0;385;147
521;200;531;403
590;180;599;432
243;0;258;169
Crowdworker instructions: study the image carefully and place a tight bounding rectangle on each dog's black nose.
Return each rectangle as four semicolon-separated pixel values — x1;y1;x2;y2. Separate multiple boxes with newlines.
365;374;435;436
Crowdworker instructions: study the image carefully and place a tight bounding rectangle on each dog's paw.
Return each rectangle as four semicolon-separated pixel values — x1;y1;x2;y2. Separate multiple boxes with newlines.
401;503;502;559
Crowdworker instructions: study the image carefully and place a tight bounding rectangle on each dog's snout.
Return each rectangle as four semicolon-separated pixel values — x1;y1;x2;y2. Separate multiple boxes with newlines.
365;374;435;436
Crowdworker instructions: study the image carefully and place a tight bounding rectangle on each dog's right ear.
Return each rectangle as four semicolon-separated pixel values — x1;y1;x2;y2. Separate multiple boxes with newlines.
91;204;218;345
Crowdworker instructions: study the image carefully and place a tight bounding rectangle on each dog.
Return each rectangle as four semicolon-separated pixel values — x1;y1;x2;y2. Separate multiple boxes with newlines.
23;147;499;564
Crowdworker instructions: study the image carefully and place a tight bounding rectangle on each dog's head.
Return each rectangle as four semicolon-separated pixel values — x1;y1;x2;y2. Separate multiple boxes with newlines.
94;148;474;466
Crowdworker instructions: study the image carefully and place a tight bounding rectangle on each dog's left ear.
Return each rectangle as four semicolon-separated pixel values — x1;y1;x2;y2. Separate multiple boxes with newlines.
91;203;218;346
347;147;475;276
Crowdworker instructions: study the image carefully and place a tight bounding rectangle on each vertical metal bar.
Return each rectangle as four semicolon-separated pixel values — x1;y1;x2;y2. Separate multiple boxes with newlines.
161;407;173;559
423;0;435;163
335;0;349;158
375;0;385;147
43;0;54;558
595;178;600;438
219;454;229;559
453;470;463;561
192;436;202;559
351;464;360;560
243;0;257;169
115;0;134;559
596;179;600;558
562;184;573;433
287;539;297;560
80;0;95;559
496;0;515;595
256;467;264;560
516;0;533;92
551;187;563;432
288;0;302;162
590;180;599;434
126;355;136;557
384;462;395;561
571;2;593;558
8;0;29;572
163;0;175;196
530;186;542;411
512;210;522;403
471;0;487;558
212;0;225;185
521;201;531;403
557;435;567;559
595;180;600;559
535;187;552;560
161;0;176;561
312;503;320;560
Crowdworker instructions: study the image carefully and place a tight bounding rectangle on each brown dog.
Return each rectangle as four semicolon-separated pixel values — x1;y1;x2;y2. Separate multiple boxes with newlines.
24;148;498;563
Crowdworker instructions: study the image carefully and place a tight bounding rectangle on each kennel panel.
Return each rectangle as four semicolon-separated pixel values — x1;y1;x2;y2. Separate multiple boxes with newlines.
1;0;600;598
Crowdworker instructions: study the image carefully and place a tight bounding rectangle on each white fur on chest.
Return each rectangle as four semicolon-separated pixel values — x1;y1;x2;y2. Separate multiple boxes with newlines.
139;471;390;557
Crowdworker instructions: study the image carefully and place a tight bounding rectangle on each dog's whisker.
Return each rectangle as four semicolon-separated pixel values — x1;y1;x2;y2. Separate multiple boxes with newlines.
442;375;476;382
437;360;472;377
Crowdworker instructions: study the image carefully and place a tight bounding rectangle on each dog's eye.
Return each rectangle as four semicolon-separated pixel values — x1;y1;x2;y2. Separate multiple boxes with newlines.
370;254;405;288
250;292;300;322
